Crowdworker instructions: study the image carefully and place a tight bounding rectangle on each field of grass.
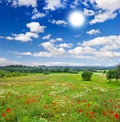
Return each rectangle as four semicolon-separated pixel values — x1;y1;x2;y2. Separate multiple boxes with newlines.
0;73;120;122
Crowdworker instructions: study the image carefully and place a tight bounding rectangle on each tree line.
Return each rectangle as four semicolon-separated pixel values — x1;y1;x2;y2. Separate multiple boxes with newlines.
0;65;119;82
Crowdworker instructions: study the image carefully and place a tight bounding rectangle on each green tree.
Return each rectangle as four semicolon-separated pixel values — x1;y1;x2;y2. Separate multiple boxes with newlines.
106;69;115;83
81;70;93;81
103;70;106;76
107;64;120;82
0;70;5;78
114;64;120;82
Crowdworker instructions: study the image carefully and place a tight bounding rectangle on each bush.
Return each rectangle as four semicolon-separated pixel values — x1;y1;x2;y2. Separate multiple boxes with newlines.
81;70;93;81
43;71;50;75
0;70;5;78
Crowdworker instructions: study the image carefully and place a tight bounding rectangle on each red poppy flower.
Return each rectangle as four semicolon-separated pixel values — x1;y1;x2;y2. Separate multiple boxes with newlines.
26;101;30;104
78;109;83;113
82;100;86;102
1;112;6;117
115;113;119;119
110;99;112;102
86;113;89;116
90;115;94;119
109;111;114;114
102;111;106;116
91;112;94;115
6;108;11;113
87;103;91;107
77;100;80;103
31;99;37;103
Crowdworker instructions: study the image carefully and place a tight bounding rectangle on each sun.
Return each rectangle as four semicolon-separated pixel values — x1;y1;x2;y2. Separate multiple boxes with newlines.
69;11;85;27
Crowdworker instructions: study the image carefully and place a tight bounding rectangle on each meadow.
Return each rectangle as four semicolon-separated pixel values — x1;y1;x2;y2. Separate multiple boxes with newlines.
0;73;120;122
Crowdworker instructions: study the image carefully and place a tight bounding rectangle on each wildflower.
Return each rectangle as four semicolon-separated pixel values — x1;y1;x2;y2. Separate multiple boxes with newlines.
87;103;91;107
44;105;49;108
26;100;30;104
77;100;80;103
109;111;114;114
86;113;89;116
52;102;57;106
102;111;106;116
31;99;37;103
82;100;86;102
110;99;112;102
115;113;119;119
78;109;83;113
91;112;94;115
90;116;94;119
1;112;6;117
6;108;11;113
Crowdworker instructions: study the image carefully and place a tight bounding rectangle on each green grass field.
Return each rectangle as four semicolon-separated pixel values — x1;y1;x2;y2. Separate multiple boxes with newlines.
0;73;120;122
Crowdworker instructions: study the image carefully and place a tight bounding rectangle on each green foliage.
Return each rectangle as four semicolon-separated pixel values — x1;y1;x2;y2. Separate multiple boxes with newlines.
0;65;109;74
82;70;93;81
0;70;5;78
106;64;120;82
0;70;26;78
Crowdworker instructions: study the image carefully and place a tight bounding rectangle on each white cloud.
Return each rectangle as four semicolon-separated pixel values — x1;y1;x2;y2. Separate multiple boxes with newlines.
82;35;120;47
80;35;120;60
0;57;20;66
86;29;101;35
97;51;120;58
81;0;89;7
26;22;46;33
51;20;67;26
49;38;63;43
92;0;120;12
9;0;37;7
6;36;13;40
42;61;86;66
43;0;62;10
32;8;46;20
67;35;120;60
14;52;32;56
88;0;120;24
83;8;95;16
56;38;63;42
33;52;52;57
42;34;51;40
6;32;38;42
68;46;97;55
40;41;54;51
34;48;65;57
40;41;66;57
6;22;46;42
70;0;79;8
100;44;120;52
32;13;45;20
90;11;117;24
59;43;73;48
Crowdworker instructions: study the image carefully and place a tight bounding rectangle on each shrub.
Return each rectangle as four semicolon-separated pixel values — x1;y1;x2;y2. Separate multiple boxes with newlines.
0;70;5;78
43;71;50;75
81;70;93;81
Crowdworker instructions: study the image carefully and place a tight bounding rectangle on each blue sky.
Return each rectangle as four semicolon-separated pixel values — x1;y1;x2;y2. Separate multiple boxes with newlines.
0;0;120;66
